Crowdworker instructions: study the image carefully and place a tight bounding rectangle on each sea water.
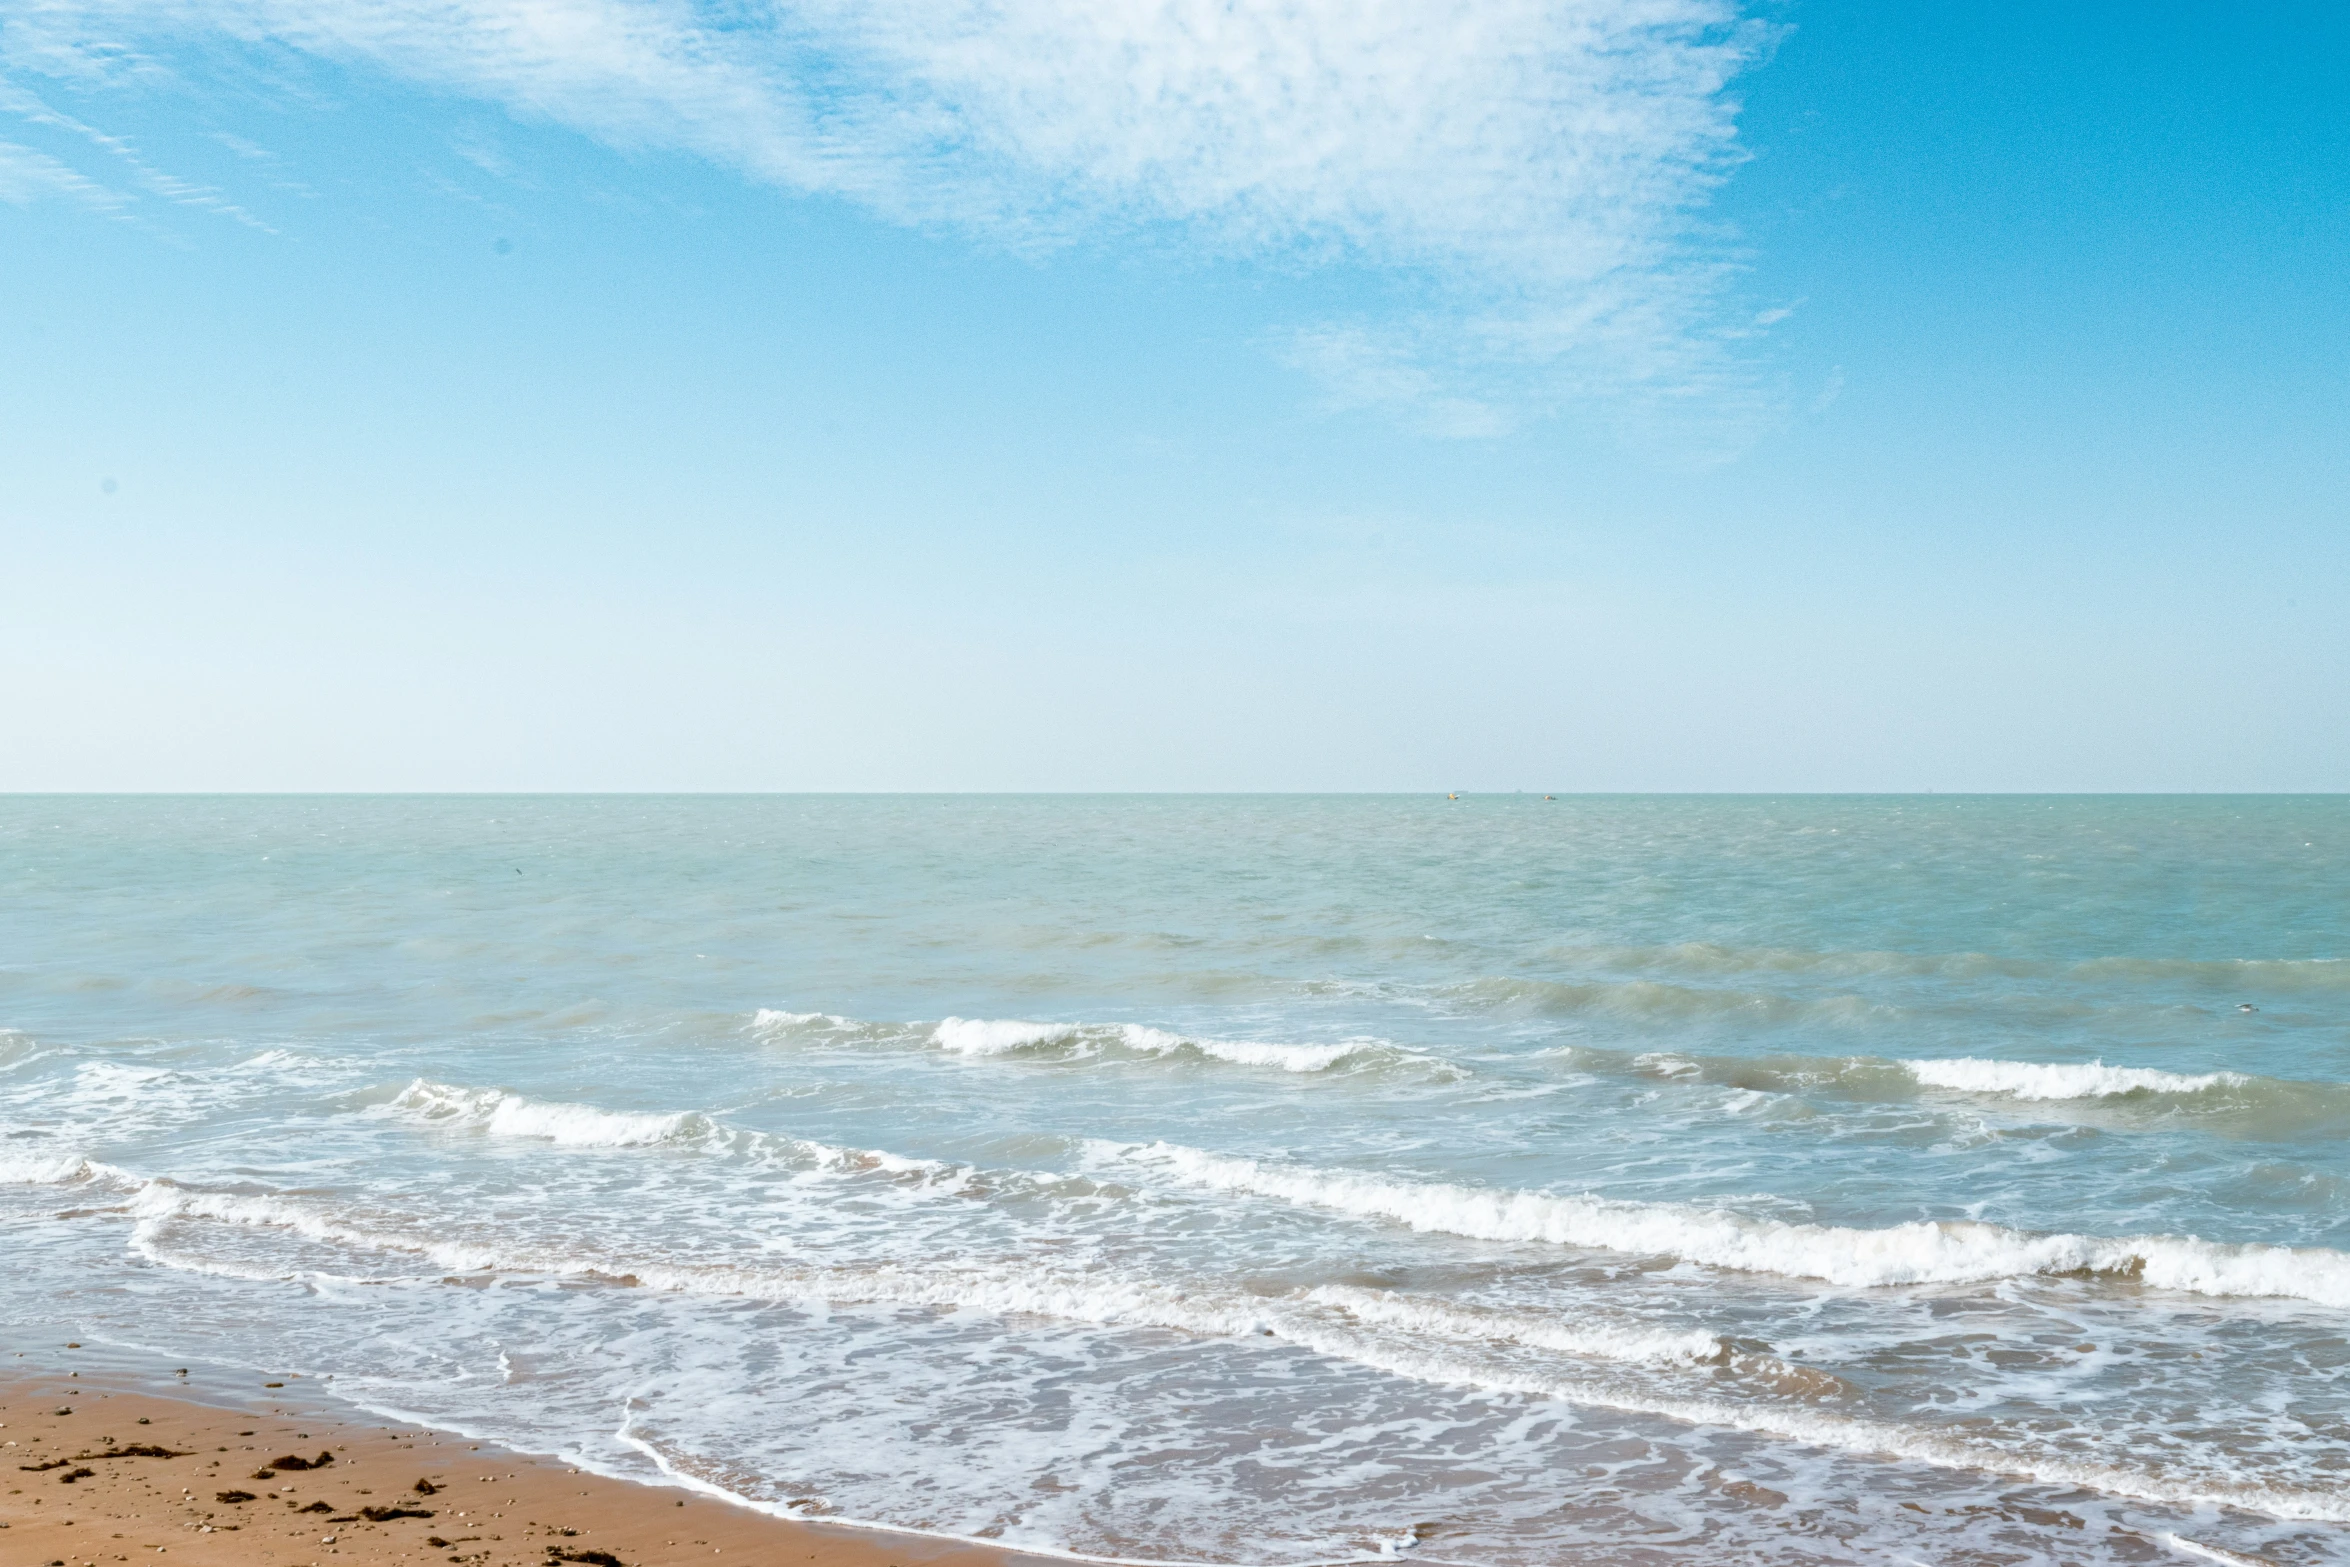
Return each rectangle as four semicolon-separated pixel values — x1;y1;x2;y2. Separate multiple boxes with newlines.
2;795;2345;1564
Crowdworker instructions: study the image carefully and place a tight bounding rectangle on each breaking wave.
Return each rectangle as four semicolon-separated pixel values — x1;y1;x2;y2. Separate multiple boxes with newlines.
1542;1043;2345;1127
934;1018;1402;1073
10;1114;2350;1522
751;1007;1446;1076
32;1155;2344;1522
931;1016;1083;1055
390;1080;707;1147
381;1080;959;1180
1902;1057;2249;1101
0;1140;133;1188
1107;1141;2350;1307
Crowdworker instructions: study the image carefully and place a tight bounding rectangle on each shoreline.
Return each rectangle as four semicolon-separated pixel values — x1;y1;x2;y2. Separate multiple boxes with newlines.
0;1369;1041;1567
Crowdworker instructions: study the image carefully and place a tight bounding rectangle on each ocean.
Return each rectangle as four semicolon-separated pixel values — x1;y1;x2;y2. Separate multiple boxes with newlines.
2;794;2345;1564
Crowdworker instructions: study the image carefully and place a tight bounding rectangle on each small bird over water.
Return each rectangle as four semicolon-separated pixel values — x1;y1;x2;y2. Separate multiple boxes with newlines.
2238;1003;2259;1013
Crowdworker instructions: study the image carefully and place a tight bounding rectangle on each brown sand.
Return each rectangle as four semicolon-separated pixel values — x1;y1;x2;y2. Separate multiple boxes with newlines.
0;1377;1033;1567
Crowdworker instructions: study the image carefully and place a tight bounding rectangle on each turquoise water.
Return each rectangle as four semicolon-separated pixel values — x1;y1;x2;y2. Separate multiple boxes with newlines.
3;795;2346;1564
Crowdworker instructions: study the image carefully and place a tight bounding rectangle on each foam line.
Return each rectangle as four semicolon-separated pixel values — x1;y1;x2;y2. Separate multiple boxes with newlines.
33;1154;2350;1522
381;1080;955;1178
391;1080;702;1147
1903;1058;2248;1100
751;1006;1442;1075
1108;1141;2350;1306
2165;1534;2282;1567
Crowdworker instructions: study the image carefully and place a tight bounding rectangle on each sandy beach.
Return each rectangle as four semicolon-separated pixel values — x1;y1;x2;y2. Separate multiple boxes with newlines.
0;1375;1026;1567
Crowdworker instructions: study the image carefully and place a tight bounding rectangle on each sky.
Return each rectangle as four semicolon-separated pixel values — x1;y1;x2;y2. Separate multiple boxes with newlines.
2;0;2345;792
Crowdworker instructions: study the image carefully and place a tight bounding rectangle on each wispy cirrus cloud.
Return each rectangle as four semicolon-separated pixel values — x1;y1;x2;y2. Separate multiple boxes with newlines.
3;0;1777;444
0;135;124;207
1;74;274;226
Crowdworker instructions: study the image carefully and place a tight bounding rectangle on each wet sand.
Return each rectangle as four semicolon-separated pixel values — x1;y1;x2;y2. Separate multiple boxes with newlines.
0;1377;1029;1567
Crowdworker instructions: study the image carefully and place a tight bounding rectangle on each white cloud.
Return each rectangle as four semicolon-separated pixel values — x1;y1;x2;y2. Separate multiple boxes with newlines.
2;75;275;225
0;135;122;206
4;0;1774;441
1279;323;1519;438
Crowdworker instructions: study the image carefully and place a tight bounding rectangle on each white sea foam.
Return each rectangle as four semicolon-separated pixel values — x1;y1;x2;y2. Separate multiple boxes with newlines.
749;1008;850;1032
0;1029;48;1072
1904;1057;2249;1101
932;1015;1414;1071
1302;1283;1724;1366
381;1080;960;1183
126;1222;362;1286
757;1007;1436;1075
107;1169;2350;1524
232;1047;324;1072
1112;1025;1383;1073
0;1142;132;1188
2164;1534;2282;1567
97;1161;1713;1377
931;1017;1084;1055
1251;1309;2350;1524
390;1080;703;1147
1632;1051;1703;1078
1107;1141;2350;1307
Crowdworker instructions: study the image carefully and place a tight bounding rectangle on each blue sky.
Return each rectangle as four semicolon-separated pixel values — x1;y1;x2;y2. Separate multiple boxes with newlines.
3;0;2344;790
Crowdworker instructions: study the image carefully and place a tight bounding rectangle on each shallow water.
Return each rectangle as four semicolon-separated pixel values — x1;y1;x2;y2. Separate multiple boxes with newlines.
3;795;2346;1564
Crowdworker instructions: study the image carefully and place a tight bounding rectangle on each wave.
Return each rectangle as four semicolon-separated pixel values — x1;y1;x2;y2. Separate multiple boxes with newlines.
1105;1141;2350;1308
1299;1283;1724;1366
935;1018;1400;1074
0;1140;133;1188
69;1063;2349;1309
10;1135;2346;1521
389;1080;710;1148
1230;1311;2350;1525
48;1154;1715;1374
931;1017;1083;1055
1540;1043;2348;1128
61;1159;2350;1522
1902;1057;2248;1101
751;1007;1446;1076
381;1080;957;1180
97;1168;1743;1385
775;1006;2309;1112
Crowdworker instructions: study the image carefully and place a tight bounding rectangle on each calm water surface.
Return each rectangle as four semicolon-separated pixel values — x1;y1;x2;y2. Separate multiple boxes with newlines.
3;796;2346;1564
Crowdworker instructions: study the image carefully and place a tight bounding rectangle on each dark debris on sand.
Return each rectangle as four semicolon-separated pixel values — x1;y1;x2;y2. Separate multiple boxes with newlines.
269;1450;338;1470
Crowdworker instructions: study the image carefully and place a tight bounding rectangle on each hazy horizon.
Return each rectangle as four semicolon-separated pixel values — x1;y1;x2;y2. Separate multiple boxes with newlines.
3;788;2344;800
